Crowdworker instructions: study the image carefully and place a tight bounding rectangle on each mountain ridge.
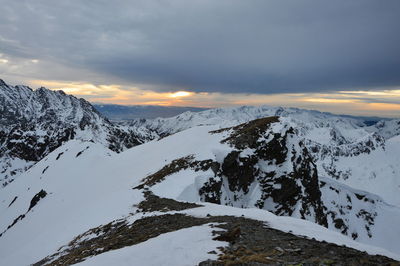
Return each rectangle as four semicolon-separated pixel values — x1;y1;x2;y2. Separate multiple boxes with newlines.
94;104;208;119
1;79;400;265
0;80;155;187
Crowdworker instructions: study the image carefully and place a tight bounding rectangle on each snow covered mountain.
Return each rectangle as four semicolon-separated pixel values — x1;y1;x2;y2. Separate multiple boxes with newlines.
1;126;399;265
131;117;400;248
94;104;207;119
1;79;400;265
0;79;156;187
127;105;400;207
124;105;368;136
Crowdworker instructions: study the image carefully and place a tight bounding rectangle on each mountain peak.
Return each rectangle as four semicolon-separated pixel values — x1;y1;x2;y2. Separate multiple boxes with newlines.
0;80;155;187
0;79;7;86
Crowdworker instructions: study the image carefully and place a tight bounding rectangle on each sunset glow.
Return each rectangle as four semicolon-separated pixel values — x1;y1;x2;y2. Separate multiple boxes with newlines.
25;79;400;118
168;91;192;98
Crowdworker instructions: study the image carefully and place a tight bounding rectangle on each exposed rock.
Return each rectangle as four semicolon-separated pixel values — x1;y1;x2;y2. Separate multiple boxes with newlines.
133;156;219;190
28;189;47;211
199;217;398;266
34;212;399;266
201;118;328;228
136;191;202;213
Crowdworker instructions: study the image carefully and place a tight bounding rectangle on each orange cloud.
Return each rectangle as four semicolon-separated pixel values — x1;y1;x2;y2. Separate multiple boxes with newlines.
361;103;400;111
302;98;355;104
168;91;193;98
28;79;400;117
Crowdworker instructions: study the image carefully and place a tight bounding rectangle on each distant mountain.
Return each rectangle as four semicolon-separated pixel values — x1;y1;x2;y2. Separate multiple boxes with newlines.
94;104;208;120
0;79;156;187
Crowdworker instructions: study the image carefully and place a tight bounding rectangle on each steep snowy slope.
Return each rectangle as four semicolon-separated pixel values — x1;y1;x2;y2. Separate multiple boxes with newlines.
0;79;156;187
0;120;399;265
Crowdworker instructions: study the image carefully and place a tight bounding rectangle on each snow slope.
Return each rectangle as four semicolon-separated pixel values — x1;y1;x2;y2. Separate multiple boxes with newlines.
0;123;399;265
76;224;226;266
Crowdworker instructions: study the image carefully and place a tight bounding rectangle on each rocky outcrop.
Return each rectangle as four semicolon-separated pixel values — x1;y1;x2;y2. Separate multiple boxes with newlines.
201;118;328;227
133;117;384;242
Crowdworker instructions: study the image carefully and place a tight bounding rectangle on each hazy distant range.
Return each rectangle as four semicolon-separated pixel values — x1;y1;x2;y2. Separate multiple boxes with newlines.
94;104;208;120
94;104;391;124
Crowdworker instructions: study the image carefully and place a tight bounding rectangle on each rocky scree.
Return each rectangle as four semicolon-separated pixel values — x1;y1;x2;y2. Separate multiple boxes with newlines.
34;195;398;266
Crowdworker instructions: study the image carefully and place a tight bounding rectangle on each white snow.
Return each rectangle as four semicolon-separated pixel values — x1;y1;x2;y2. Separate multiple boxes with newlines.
76;224;227;266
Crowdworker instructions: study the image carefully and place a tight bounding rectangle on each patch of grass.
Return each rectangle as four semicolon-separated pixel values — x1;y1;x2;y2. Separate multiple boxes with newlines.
221;116;280;149
34;214;208;266
34;204;399;266
218;246;279;265
136;191;202;212
133;156;219;189
133;156;195;189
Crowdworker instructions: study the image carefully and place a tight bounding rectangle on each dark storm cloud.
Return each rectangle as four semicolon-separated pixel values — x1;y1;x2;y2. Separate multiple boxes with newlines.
1;0;400;93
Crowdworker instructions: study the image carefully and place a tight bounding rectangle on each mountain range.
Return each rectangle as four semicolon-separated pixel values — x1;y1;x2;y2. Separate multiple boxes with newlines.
0;79;399;265
94;104;208;120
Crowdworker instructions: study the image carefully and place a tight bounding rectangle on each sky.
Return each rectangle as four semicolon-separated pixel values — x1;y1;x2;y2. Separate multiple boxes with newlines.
1;0;400;117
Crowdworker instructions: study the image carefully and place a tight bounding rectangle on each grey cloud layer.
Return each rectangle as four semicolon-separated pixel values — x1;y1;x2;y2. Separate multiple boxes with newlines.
1;0;399;93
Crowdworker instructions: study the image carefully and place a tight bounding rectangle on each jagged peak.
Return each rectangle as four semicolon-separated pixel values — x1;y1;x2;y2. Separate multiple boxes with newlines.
0;79;6;86
15;85;33;91
36;86;47;91
57;89;66;95
0;81;105;123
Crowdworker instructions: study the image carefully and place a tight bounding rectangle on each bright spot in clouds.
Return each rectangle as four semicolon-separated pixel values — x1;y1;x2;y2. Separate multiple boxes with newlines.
168;91;192;98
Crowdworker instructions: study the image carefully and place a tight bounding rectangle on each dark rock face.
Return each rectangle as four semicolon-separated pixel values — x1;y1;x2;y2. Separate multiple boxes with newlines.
28;189;47;211
1;189;48;237
203;118;328;227
4;126;76;162
221;151;258;193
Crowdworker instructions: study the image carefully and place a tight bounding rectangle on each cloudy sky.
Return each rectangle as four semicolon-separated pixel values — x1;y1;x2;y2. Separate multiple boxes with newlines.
1;0;400;117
